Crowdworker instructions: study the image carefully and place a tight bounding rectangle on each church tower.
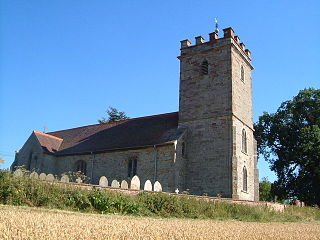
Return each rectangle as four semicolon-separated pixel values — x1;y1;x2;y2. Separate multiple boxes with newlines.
178;27;259;200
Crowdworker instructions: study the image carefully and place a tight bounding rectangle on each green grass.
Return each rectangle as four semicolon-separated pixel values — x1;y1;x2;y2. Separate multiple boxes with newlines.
0;170;319;222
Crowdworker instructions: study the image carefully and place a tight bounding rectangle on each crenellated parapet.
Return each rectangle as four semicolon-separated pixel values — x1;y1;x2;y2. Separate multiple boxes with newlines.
179;27;252;62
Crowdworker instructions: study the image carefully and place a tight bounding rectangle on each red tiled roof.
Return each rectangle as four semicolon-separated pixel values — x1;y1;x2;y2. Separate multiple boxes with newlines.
44;112;182;156
33;130;63;153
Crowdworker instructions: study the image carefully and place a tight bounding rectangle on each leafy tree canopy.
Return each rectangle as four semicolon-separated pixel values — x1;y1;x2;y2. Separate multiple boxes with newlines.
254;88;320;205
259;177;273;202
98;107;129;123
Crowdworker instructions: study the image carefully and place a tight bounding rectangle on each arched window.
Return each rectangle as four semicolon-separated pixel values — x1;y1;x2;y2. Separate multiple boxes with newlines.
76;160;87;175
243;166;248;192
242;128;247;153
128;157;137;177
201;60;208;75
240;65;245;81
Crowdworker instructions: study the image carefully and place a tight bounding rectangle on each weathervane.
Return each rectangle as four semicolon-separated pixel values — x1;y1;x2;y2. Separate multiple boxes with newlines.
215;17;219;34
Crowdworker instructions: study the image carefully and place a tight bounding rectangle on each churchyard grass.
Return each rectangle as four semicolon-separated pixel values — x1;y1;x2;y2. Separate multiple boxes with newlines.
0;170;319;222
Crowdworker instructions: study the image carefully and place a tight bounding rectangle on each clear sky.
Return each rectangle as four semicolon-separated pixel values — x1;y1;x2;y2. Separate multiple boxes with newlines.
1;0;319;182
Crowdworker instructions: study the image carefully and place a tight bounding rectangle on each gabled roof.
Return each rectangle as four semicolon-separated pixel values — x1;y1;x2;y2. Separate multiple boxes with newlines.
42;112;182;156
33;130;63;153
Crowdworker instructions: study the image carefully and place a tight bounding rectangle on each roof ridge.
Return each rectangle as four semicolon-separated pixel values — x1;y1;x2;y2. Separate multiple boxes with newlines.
33;130;63;141
47;111;178;134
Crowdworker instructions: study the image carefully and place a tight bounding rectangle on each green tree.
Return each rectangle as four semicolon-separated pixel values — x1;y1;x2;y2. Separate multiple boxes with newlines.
98;106;129;123
254;88;320;205
259;177;273;202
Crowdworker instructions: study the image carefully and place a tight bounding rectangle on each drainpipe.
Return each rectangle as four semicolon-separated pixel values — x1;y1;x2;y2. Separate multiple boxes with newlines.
90;152;95;184
153;145;157;183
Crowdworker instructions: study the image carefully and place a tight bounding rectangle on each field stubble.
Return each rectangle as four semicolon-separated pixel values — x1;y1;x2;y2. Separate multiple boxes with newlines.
0;205;319;240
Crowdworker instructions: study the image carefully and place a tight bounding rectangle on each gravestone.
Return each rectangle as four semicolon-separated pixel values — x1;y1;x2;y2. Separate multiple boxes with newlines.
130;175;140;190
60;175;69;183
154;181;162;192
46;174;55;181
76;178;82;184
29;172;39;179
13;169;23;177
120;180;128;189
99;176;108;187
144;180;152;191
111;180;120;188
39;173;46;180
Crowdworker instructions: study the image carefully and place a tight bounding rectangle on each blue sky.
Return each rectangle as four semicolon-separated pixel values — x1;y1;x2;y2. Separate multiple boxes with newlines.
0;0;319;182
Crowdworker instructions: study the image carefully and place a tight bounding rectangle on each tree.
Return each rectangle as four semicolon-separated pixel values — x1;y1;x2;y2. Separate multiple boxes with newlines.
259;177;273;202
98;107;129;123
254;88;320;205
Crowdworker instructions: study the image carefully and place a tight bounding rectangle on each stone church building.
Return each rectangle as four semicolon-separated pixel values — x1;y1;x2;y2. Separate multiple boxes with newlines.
12;26;259;201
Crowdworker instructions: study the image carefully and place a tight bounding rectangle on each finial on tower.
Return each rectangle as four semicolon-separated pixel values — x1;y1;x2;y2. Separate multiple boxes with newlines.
214;17;219;34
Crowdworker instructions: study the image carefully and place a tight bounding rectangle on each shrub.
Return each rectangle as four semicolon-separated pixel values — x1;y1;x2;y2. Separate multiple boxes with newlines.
1;170;320;222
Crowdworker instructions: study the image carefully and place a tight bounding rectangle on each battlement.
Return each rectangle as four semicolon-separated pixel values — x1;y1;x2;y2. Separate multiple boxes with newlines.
180;27;251;60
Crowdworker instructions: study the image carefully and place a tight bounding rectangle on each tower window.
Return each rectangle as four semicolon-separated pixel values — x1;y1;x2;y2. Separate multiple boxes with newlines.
201;60;208;75
243;166;248;192
76;160;87;175
240;65;245;81
242;128;247;154
128;157;137;177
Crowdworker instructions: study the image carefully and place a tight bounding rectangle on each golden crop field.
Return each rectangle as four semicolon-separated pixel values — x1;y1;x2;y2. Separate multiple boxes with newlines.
0;205;319;240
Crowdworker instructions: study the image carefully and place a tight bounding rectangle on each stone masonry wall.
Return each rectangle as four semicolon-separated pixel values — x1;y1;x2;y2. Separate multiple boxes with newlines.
12;133;56;173
54;144;177;193
232;119;255;201
231;38;256;201
181;117;233;197
178;28;257;199
178;36;234;197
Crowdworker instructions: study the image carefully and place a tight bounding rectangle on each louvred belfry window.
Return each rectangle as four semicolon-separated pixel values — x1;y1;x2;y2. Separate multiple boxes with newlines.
201;60;208;75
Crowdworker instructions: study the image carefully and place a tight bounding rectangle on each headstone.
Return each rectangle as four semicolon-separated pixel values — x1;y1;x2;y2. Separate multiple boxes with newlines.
175;188;179;194
144;180;152;191
46;174;55;181
29;172;39;179
120;180;128;189
39;173;46;180
130;175;140;190
154;181;162;192
60;175;69;183
111;180;120;188
76;177;83;184
13;169;23;177
99;176;108;187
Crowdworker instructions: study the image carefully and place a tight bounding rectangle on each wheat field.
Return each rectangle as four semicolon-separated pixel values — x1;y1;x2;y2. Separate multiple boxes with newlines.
0;205;319;240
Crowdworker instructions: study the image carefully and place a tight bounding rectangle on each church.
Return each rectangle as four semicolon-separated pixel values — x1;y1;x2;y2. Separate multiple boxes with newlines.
12;26;259;201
